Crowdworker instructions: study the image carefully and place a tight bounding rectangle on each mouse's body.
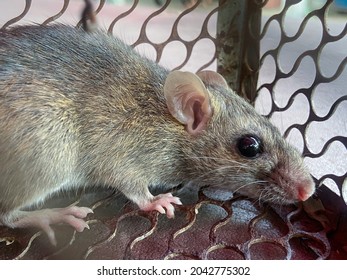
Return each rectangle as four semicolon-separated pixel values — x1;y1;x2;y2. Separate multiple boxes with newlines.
0;24;315;245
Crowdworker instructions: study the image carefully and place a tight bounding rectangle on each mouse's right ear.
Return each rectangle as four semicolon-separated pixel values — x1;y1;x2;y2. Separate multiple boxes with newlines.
164;70;212;136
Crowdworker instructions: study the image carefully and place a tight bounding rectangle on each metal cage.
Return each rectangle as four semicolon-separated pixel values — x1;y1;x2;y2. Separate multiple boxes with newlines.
0;0;346;259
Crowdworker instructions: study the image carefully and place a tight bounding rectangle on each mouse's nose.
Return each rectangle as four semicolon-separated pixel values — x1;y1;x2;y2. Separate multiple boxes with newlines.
297;181;315;201
298;187;311;201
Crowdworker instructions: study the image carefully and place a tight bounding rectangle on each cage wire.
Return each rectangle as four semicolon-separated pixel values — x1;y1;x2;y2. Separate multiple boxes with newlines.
0;0;346;259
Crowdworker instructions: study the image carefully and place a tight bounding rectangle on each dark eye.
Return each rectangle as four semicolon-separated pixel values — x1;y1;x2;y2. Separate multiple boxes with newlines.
237;135;263;158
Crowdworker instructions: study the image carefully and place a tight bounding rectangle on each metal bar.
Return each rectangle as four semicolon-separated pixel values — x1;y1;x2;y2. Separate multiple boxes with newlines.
216;0;262;104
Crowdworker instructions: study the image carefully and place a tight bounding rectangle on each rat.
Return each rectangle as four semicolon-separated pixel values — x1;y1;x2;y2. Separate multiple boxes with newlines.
0;5;315;246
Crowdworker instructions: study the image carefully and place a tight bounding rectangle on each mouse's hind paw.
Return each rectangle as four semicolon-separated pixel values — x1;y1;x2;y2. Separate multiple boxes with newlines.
140;193;182;218
4;206;93;246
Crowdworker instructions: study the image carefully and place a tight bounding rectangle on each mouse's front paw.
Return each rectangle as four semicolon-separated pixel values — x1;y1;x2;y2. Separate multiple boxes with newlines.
140;193;182;218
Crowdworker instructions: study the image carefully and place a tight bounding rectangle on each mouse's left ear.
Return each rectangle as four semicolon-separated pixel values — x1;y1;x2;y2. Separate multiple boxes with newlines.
164;70;212;136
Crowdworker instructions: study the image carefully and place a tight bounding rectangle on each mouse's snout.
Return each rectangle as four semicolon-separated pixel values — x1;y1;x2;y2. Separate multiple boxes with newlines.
265;161;316;204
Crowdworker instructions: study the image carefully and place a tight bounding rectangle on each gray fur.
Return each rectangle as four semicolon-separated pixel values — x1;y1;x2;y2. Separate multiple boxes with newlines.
0;25;314;226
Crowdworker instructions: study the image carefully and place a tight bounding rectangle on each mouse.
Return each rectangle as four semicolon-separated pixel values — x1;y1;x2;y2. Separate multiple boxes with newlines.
0;5;315;246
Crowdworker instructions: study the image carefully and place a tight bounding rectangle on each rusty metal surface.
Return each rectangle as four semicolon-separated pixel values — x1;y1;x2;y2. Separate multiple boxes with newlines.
0;188;331;260
0;0;346;259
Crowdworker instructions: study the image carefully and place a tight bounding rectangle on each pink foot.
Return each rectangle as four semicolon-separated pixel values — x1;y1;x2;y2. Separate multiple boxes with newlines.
140;193;182;218
10;206;93;246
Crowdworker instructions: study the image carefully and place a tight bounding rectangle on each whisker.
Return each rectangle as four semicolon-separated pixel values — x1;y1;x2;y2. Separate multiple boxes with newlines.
190;164;260;184
233;180;268;194
188;156;250;169
188;166;245;183
258;188;267;203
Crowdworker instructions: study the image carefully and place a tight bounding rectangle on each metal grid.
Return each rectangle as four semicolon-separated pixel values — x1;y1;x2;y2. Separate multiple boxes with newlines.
0;0;346;259
0;189;331;259
257;0;346;208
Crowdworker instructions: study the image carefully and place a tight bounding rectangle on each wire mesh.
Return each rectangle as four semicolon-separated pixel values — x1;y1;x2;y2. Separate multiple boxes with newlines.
257;0;346;208
0;0;346;259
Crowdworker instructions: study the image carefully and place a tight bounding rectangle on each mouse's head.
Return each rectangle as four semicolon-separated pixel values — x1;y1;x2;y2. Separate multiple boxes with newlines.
164;70;315;205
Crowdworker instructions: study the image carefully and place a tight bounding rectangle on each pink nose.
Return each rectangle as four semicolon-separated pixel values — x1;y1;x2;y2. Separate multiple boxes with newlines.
297;184;314;201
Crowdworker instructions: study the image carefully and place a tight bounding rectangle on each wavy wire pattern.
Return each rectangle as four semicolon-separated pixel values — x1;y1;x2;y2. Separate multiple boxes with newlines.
257;0;346;204
0;0;344;259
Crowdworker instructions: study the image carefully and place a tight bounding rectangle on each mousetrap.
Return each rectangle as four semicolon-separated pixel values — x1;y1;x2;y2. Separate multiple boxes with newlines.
0;0;346;260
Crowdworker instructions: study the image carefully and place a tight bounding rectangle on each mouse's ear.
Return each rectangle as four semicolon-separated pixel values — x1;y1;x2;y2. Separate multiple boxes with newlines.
197;70;229;89
164;70;212;136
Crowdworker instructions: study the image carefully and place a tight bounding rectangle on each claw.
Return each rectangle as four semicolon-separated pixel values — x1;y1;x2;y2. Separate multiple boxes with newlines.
140;193;181;218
